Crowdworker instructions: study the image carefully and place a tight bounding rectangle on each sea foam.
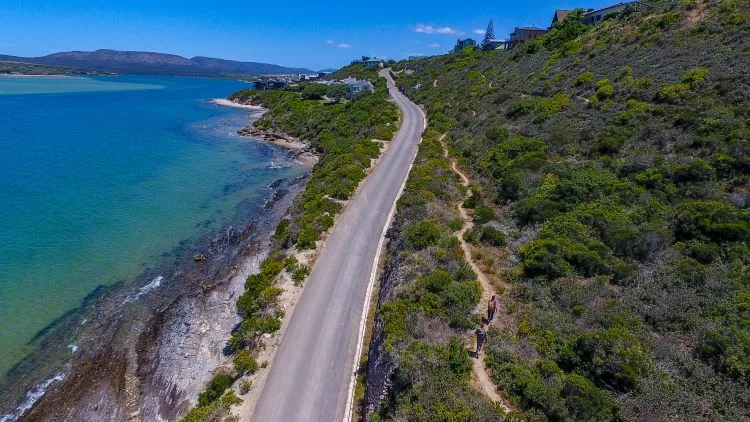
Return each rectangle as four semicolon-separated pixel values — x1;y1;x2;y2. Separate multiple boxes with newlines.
0;373;65;422
123;276;164;304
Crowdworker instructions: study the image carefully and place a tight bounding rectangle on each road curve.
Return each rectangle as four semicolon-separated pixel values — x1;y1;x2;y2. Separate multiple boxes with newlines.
250;69;424;422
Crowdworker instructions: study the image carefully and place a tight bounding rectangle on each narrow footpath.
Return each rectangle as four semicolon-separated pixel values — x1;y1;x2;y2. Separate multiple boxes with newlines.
440;137;512;413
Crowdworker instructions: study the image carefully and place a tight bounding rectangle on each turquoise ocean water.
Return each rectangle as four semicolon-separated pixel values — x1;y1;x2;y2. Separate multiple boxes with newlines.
0;75;304;381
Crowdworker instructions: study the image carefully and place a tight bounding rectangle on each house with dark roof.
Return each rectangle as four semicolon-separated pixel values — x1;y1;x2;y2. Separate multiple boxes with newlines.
508;27;547;49
483;39;508;50
340;77;374;99
453;38;477;53
582;2;637;24
351;56;385;68
551;9;572;26
254;79;287;90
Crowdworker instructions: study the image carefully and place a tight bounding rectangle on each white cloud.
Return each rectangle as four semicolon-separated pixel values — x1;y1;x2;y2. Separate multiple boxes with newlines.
473;29;486;35
428;43;440;48
415;24;458;35
325;39;335;44
337;43;352;48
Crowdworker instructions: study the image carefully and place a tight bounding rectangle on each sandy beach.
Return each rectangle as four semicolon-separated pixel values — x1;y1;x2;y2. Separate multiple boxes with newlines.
210;98;265;111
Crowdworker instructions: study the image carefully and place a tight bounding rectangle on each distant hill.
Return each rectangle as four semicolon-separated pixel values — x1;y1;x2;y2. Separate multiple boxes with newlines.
0;49;313;76
0;60;112;76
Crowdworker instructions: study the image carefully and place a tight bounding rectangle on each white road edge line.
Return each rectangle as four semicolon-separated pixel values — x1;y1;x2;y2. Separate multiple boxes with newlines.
343;77;427;422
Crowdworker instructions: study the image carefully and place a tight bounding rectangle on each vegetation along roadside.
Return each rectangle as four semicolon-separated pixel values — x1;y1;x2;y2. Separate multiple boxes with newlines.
181;66;399;420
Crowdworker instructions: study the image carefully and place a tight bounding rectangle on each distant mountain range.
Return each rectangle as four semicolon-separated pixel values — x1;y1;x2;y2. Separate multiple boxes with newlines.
0;49;314;76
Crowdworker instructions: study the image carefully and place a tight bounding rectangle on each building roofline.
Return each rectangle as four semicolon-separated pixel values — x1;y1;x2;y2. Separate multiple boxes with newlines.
583;1;636;16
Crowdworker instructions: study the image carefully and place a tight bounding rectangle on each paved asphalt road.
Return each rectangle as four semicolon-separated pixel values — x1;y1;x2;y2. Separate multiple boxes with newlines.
251;69;425;422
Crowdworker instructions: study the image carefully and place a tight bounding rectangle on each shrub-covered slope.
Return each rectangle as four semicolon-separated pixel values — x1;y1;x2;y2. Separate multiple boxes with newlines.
364;130;510;421
380;1;749;420
230;74;398;249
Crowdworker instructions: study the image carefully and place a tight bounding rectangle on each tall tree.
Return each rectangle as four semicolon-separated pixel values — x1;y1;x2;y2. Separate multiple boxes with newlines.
481;19;496;50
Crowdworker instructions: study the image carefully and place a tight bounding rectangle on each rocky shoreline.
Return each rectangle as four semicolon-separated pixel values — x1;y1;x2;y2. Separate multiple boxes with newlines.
1;175;308;422
237;126;318;167
226;98;319;168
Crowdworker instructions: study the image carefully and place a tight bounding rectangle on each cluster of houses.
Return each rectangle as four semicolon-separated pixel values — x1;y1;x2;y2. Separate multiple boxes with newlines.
313;77;375;99
252;74;374;100
453;1;637;52
252;72;331;91
350;56;387;69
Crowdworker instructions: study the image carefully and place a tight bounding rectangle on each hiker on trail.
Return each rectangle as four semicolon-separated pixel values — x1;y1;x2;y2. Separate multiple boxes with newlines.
487;295;498;321
475;321;488;356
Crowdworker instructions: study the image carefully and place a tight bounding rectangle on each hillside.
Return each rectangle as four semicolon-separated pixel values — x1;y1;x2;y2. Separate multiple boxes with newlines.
0;49;313;76
364;0;750;420
0;61;110;76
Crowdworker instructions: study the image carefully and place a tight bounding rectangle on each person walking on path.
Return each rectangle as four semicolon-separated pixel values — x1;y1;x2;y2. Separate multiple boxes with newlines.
487;295;498;321
475;321;488;357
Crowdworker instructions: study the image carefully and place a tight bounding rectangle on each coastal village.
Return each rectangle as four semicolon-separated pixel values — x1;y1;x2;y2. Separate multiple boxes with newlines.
452;1;638;51
251;2;639;95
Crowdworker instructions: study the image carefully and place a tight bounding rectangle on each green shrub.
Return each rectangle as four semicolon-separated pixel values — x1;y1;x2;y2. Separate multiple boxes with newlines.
539;93;572;117
507;97;539;118
655;83;690;103
274;218;291;247
284;255;298;272
519;217;612;279
233;349;259;376
564;328;651;391
682;68;709;87
404;220;442;249
463;227;480;244
671;159;715;184
575;71;594;86
239;380;252;395
198;372;234;407
297;227;319;249
292;265;310;285
675;200;750;242
181;391;242;422
562;374;620;420
301;83;328;100
320;213;334;229
448;337;472;378
593;79;614;101
480;226;506;246
474;205;496;224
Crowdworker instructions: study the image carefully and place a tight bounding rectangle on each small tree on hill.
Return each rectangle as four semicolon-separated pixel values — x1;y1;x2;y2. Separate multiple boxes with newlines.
326;84;350;103
481;19;496;50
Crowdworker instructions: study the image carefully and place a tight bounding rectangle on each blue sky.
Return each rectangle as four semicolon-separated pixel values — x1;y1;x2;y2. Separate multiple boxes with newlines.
0;0;620;70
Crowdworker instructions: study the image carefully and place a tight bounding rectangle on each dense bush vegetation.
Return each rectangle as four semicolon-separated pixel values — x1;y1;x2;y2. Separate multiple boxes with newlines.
366;130;509;420
388;0;750;420
231;70;398;249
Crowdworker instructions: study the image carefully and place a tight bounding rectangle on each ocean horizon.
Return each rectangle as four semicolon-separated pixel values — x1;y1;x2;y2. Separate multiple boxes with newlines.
0;75;305;414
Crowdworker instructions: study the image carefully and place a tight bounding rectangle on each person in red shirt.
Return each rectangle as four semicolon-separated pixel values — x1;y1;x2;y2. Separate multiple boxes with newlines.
487;294;498;321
